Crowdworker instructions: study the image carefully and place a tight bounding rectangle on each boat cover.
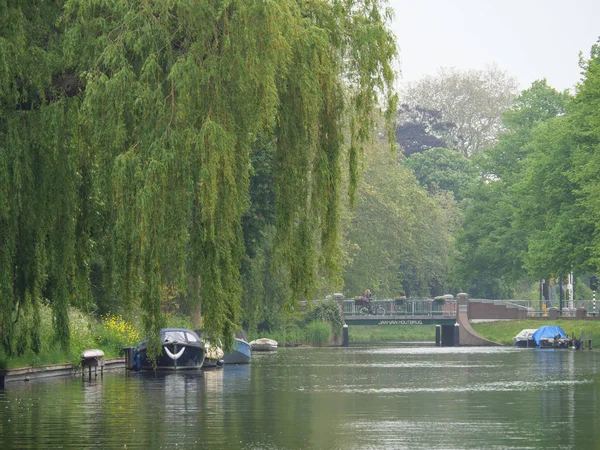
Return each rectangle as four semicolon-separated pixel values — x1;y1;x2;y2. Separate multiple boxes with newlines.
532;325;567;346
512;329;538;343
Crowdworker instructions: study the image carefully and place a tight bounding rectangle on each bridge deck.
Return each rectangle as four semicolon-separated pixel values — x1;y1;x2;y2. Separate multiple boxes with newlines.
342;299;456;325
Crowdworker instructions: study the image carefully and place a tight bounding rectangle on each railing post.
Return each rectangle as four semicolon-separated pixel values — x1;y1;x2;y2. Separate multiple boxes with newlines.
454;323;460;346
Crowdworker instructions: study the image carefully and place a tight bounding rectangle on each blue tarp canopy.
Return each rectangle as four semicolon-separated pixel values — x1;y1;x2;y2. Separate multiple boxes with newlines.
532;325;567;345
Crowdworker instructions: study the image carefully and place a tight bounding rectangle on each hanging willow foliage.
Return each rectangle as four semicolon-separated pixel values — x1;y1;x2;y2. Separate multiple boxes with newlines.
0;0;397;354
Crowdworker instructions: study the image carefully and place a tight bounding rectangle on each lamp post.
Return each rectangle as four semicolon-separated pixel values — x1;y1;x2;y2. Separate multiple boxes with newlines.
567;272;574;311
539;279;544;315
559;276;563;315
590;276;598;315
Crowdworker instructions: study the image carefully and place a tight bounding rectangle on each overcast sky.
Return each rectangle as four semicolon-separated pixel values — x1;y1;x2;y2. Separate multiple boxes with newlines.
388;0;600;92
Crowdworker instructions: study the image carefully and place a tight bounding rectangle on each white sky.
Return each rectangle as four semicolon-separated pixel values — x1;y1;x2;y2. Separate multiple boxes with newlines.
387;0;600;92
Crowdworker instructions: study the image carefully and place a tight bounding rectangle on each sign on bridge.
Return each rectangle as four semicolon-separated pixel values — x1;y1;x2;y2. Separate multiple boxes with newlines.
378;320;424;325
344;316;456;326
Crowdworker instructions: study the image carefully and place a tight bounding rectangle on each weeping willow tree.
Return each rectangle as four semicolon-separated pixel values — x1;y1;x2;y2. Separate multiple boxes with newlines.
0;0;397;355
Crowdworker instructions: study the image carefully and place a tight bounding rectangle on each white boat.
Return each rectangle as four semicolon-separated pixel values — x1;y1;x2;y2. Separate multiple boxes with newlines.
513;328;537;348
249;338;278;352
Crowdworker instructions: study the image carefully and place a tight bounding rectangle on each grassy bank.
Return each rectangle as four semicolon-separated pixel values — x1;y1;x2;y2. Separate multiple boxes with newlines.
2;303;339;369
471;320;600;346
260;320;600;347
0;304;195;370
346;321;600;346
347;325;436;342
5;307;597;370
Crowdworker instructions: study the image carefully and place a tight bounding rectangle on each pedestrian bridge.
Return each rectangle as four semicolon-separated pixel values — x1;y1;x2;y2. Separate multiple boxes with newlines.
342;298;457;326
340;294;502;346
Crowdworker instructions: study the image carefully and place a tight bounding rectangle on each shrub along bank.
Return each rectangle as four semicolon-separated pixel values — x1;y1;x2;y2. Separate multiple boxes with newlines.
0;304;194;370
0;299;344;369
248;299;344;347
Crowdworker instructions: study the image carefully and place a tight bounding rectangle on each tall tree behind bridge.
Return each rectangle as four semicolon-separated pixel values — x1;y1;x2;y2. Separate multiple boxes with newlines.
399;66;519;157
341;137;460;298
453;80;570;298
395;104;451;157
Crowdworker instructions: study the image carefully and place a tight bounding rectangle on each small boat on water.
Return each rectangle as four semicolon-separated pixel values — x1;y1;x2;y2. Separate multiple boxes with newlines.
532;325;573;349
202;340;225;369
513;329;538;348
249;338;278;352
135;328;205;370
223;338;252;364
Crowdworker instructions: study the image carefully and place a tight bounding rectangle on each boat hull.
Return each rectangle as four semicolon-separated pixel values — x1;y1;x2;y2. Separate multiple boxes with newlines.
223;339;252;364
138;343;205;370
202;357;225;369
134;328;206;371
514;339;535;348
539;338;573;349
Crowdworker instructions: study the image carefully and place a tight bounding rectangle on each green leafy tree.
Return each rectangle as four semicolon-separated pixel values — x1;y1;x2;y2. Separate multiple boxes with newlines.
453;180;526;298
514;118;592;278
403;147;477;200
342;138;460;298
0;0;398;355
0;1;80;353
401;66;519;157
570;41;600;271
454;80;570;298
479;79;570;182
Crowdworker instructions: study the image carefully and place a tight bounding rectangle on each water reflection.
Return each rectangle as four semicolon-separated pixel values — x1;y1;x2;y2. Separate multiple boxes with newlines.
1;347;599;449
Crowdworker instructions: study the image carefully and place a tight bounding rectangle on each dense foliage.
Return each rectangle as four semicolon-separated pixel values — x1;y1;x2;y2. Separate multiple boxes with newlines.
3;0;600;365
454;44;600;299
0;0;397;356
402;147;477;201
341;138;461;298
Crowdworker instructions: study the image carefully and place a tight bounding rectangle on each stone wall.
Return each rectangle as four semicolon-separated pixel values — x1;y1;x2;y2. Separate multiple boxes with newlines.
456;294;502;346
468;299;528;320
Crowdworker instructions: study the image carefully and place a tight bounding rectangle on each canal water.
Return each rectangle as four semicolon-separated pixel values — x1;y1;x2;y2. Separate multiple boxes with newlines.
1;345;599;449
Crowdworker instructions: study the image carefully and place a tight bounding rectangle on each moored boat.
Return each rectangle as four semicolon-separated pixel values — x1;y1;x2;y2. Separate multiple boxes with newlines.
135;328;205;370
532;325;573;348
202;340;225;369
223;338;252;364
249;338;278;352
513;328;537;348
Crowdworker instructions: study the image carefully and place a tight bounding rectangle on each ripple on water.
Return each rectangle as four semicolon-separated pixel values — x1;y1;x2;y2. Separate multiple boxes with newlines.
319;378;593;394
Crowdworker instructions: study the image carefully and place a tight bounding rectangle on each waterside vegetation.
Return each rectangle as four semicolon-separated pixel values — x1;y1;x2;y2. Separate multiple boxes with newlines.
4;1;600;370
0;0;397;362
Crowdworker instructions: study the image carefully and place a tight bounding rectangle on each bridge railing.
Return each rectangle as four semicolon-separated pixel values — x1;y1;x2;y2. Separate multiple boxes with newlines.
342;299;456;317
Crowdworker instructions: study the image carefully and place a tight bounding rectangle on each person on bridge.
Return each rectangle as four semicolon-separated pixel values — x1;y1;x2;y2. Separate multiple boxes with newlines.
364;289;372;300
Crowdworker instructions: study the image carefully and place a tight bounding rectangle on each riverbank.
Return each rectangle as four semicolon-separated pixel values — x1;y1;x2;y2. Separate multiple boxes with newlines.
0;358;125;388
4;315;597;377
344;320;599;346
471;319;600;346
0;304;192;371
